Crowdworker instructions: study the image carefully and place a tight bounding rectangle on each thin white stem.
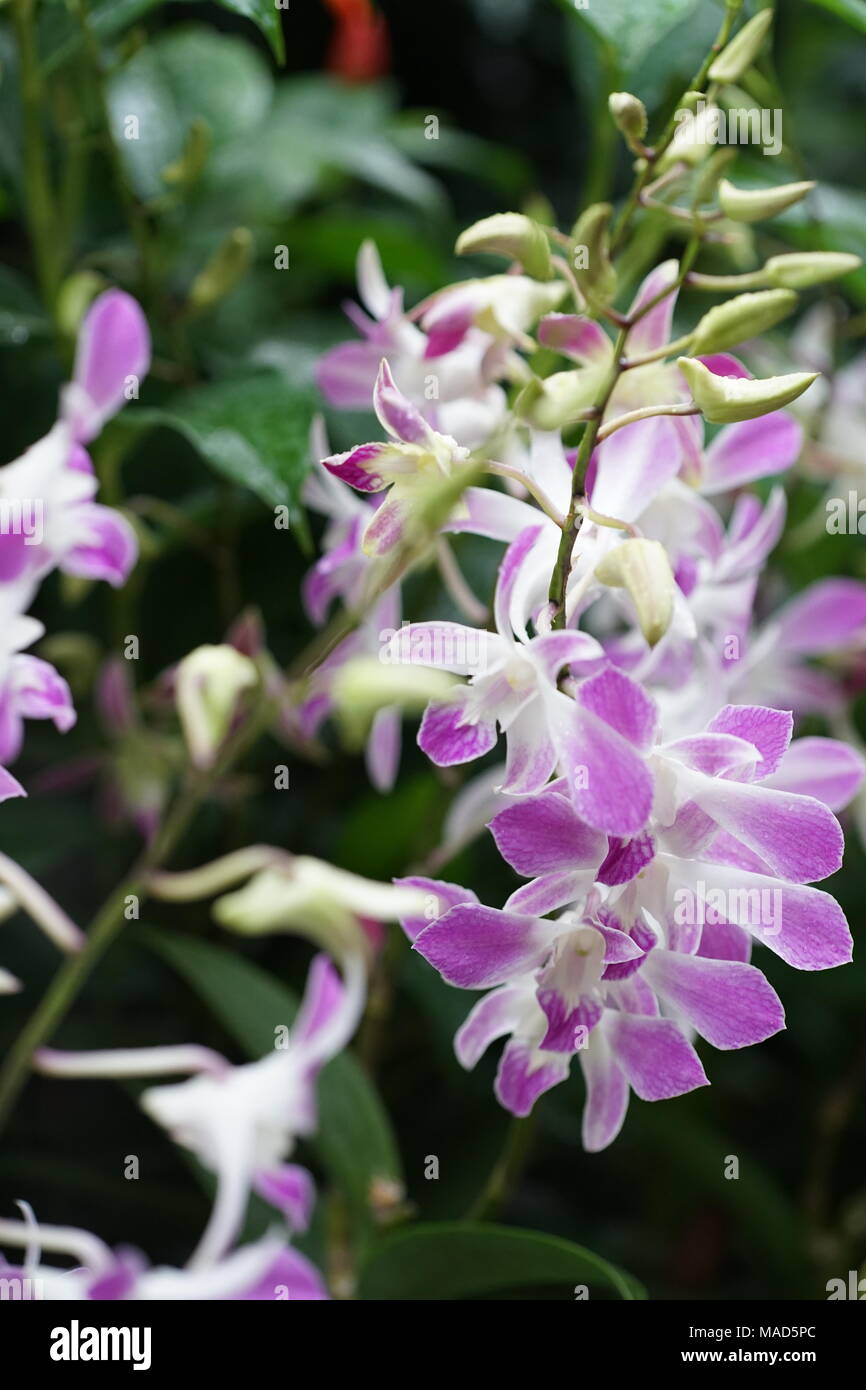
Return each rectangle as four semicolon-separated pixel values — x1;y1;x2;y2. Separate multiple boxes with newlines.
146;845;290;901
435;538;489;625
596;403;701;442
34;1044;229;1079
0;851;84;953
486;462;565;528
0;1216;112;1272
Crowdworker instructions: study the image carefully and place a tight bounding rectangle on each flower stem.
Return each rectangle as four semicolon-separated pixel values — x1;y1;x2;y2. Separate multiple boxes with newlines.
0;689;277;1135
12;0;63;312
467;1112;540;1222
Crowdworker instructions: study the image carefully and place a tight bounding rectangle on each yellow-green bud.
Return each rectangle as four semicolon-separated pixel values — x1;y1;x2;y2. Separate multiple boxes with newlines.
570;203;617;308
677;356;818;424
718;178;815;223
331;656;458;746
515;368;606;429
764;252;862;289
187;228;253;316
608;92;648;147
708;9;774;84
161;117;211;187
456;212;552;280
175;644;258;768
595;539;675;648
690;289;797;355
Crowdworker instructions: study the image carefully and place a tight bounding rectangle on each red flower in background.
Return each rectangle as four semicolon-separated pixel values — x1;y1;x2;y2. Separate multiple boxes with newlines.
323;0;390;81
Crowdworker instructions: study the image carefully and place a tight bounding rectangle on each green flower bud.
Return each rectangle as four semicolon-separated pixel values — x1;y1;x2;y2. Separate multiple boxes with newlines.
187;228;253;316
331;656;458;747
764;252;862;289
708;9;774;84
455;212;552;280
608;92;648;146
656;102;722;173
595;539;675;648
161;117;211;187
570;203;617;308
690;289;797;355
677;356;818;424
718;178;814;223
175;644;258;768
515;368;606;429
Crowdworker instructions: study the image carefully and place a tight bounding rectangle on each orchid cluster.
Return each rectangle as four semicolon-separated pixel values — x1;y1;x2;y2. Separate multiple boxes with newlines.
298;19;866;1151
3;6;866;1303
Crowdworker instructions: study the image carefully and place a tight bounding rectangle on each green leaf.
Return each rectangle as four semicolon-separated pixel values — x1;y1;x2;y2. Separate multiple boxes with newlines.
128;371;315;518
216;0;287;63
804;0;866;33
359;1222;645;1300
107;27;273;201
557;0;702;75
141;929;403;1224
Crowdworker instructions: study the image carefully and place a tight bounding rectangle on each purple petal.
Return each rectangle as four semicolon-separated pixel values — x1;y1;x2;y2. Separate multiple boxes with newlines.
253;1163;314;1231
455;985;524;1068
494;1040;570;1116
579;1031;629;1152
322;442;390;492
234;1247;329;1301
366;705;401;792
64;505;138;587
676;770;843;883
626;260;680;355
575;667;658;751
706;705;792;779
702;411;802;494
501;700;558;794
764;737;866;811
605;1014;708;1101
418;697;498;767
537;313;612;364
394;875;479;942
489;784;606;877
597;831;655;885
773;579;866;654
69;290;150;442
413;903;557;988
316;340;381;408
374;359;434;445
546;688;654;836
643;952;784;1049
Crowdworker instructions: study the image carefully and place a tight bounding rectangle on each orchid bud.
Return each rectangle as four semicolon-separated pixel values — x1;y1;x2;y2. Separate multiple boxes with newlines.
214;858;429;956
708;9;774;84
655;101;722;173
187;228;253;316
677;356;818;424
718;178;815;223
515;368;605;429
595;539;675;648
608;92;648;148
570;203;617;307
764;252;863;289
175;644;258;769
331;656;459;746
455;212;552;281
693;148;736;206
690;289;797;355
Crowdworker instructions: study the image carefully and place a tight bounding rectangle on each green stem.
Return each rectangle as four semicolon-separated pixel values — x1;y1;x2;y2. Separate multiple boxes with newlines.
13;0;63;311
70;0;154;298
609;0;745;254
548;323;628;627
468;1112;540;1222
0;688;277;1135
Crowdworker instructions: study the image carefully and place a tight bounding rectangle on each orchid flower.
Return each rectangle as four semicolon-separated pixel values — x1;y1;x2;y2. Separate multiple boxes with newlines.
322;360;472;556
0;1208;326;1300
35;953;353;1269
